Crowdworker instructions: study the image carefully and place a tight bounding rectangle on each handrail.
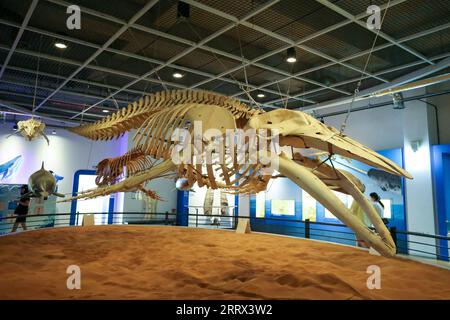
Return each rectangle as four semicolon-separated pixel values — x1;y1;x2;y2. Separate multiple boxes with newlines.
1;212;448;261
1;211;448;241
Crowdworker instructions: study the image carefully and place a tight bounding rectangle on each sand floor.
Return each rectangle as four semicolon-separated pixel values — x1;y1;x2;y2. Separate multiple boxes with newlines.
0;225;449;300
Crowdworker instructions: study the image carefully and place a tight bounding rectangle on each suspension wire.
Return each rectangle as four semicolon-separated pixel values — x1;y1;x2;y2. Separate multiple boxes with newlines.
31;34;43;117
185;21;262;110
339;0;392;135
127;28;167;93
236;25;249;87
126;0;167;94
235;24;263;109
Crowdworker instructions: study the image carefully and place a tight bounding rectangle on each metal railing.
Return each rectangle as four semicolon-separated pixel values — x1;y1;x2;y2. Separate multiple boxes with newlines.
1;211;448;262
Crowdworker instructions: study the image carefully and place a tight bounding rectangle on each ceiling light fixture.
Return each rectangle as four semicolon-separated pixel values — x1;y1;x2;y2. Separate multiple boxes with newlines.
286;47;297;63
177;1;190;19
13;123;18;131
173;72;184;79
52;129;57;135
392;93;405;109
102;109;110;113
257;93;265;98
54;42;67;49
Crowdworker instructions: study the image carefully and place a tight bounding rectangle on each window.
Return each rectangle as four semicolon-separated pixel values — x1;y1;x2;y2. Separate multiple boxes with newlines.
271;199;295;216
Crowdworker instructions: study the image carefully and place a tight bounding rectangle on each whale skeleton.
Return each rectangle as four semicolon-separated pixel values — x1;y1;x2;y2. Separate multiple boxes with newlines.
62;90;412;257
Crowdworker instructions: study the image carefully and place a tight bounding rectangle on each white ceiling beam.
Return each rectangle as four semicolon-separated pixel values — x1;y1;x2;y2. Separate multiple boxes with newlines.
33;0;160;112
305;55;450;112
315;0;434;65
190;0;407;93
69;0;283;119
264;21;450;105
0;94;105;118
266;52;450;105
0;99;80;125
44;0;319;102
183;0;409;93
248;22;450;100
0;44;276;111
0;19;306;104
0;0;39;80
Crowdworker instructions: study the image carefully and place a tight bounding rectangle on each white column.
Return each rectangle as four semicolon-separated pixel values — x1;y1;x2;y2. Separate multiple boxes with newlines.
238;194;250;218
402;89;438;257
113;132;129;223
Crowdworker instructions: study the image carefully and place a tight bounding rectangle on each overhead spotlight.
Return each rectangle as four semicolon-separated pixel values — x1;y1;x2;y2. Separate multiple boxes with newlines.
173;72;184;79
322;77;335;87
52;129;57;135
411;140;422;152
392;92;405;109
177;1;190;20
54;42;68;49
286;47;297;63
257;93;265;98
102;109;110;113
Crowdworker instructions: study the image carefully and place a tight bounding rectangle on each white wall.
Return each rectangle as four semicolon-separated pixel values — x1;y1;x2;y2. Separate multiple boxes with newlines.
0;124;126;214
320;97;405;150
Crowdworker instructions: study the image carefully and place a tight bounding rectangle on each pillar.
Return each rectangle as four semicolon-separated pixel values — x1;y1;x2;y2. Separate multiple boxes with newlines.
402;89;438;257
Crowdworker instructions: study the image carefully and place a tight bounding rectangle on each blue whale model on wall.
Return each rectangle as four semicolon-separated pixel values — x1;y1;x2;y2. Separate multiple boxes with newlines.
0;155;23;180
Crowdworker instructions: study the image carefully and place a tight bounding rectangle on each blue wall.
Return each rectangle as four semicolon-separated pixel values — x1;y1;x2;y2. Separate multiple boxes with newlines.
176;190;189;226
431;145;450;261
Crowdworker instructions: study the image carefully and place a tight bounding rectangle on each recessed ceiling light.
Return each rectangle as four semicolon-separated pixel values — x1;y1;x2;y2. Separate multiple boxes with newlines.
54;42;68;49
173;72;184;79
286;47;297;63
52;129;57;135
102;109;109;113
257;93;265;98
286;57;297;63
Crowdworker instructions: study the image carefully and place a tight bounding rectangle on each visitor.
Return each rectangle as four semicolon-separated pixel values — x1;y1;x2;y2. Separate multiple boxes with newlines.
11;185;30;233
369;192;389;225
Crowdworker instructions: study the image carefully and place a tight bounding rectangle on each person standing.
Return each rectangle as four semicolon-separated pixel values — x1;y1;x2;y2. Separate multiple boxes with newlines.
11;185;30;232
369;192;389;225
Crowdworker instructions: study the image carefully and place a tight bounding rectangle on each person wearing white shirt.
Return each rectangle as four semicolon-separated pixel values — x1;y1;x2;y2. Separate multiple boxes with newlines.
369;192;389;225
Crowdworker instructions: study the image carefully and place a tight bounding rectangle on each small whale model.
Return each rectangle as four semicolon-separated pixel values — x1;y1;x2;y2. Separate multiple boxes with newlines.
0;155;22;180
23;162;65;200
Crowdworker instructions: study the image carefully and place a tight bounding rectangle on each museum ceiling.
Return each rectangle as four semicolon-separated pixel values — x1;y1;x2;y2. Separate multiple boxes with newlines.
0;0;449;125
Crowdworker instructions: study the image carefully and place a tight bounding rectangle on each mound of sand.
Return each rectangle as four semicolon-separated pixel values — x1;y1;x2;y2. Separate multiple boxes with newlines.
0;225;449;299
